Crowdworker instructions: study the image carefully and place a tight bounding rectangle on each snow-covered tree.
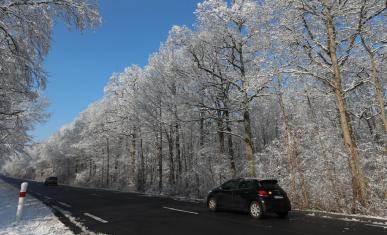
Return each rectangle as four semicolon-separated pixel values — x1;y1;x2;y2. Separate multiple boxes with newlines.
0;0;101;160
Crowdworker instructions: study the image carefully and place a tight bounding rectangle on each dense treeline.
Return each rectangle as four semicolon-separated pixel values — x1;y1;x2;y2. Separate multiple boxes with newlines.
2;0;386;216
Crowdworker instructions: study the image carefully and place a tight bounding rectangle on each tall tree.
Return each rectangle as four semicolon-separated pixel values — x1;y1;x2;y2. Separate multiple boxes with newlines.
276;0;386;209
194;0;273;177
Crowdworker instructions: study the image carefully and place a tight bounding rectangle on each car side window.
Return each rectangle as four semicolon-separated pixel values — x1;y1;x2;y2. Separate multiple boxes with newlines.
221;180;239;190
239;181;248;189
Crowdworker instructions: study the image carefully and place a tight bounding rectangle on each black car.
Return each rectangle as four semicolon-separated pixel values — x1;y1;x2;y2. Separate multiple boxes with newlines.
207;178;291;219
44;176;58;186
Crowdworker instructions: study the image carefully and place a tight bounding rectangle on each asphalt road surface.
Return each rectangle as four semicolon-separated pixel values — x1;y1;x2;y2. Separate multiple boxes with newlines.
1;176;386;235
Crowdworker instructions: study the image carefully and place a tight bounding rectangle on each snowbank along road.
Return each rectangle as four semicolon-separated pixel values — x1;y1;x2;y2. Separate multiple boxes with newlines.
0;178;73;235
1;175;386;235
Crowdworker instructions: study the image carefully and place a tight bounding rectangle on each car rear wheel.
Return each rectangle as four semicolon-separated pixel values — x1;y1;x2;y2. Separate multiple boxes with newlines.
277;211;288;218
249;201;264;219
208;197;217;212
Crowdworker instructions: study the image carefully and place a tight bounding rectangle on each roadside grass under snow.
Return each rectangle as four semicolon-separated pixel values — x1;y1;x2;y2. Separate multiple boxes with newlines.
0;179;73;235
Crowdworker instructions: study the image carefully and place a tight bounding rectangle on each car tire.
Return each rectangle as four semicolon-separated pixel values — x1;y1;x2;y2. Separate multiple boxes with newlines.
249;201;264;219
208;197;218;212
277;211;288;218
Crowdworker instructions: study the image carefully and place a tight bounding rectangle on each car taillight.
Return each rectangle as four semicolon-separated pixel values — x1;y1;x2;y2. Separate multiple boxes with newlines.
257;190;269;197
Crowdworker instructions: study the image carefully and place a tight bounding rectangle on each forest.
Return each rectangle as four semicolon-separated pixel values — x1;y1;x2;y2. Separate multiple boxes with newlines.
1;0;386;217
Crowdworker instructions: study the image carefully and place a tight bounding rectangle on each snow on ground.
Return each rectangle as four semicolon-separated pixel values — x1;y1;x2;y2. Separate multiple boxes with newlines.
298;208;387;221
0;179;73;235
300;209;387;229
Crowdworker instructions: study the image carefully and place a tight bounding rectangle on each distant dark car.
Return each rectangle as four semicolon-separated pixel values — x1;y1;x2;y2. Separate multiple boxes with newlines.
207;178;291;219
44;177;58;186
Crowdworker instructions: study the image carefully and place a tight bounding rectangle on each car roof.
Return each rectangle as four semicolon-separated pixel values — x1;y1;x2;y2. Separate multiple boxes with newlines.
232;178;278;183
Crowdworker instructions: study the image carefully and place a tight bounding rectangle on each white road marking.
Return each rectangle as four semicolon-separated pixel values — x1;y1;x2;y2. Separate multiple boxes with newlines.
44;196;52;200
36;193;42;196
84;213;108;223
52;206;99;234
366;224;387;229
163;207;199;215
58;201;71;208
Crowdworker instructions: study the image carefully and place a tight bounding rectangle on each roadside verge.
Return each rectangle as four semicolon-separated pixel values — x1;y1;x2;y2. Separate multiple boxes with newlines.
0;179;73;235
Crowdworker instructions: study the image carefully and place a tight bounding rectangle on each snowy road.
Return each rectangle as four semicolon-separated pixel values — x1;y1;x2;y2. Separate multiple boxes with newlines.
1;176;386;235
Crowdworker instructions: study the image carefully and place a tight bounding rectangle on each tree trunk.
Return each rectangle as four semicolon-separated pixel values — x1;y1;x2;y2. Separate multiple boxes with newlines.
217;110;225;154
106;137;110;187
277;83;296;195
197;112;205;197
131;133;137;173
89;158;92;178
235;25;255;178
101;150;105;186
129;130;137;185
199;111;205;148
175;122;182;180
326;14;368;209
243;107;255;177
156;129;163;192
158;127;163;192
137;135;145;191
225;109;236;177
166;126;175;185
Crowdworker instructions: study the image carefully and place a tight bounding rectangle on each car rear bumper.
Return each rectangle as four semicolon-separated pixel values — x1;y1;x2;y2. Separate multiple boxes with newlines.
262;198;291;213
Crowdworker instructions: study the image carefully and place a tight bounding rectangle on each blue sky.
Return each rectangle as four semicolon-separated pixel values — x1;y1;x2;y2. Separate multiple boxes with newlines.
33;0;201;141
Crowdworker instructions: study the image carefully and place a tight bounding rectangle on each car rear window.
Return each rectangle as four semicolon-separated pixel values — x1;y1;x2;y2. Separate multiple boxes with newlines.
239;180;257;189
259;180;280;190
